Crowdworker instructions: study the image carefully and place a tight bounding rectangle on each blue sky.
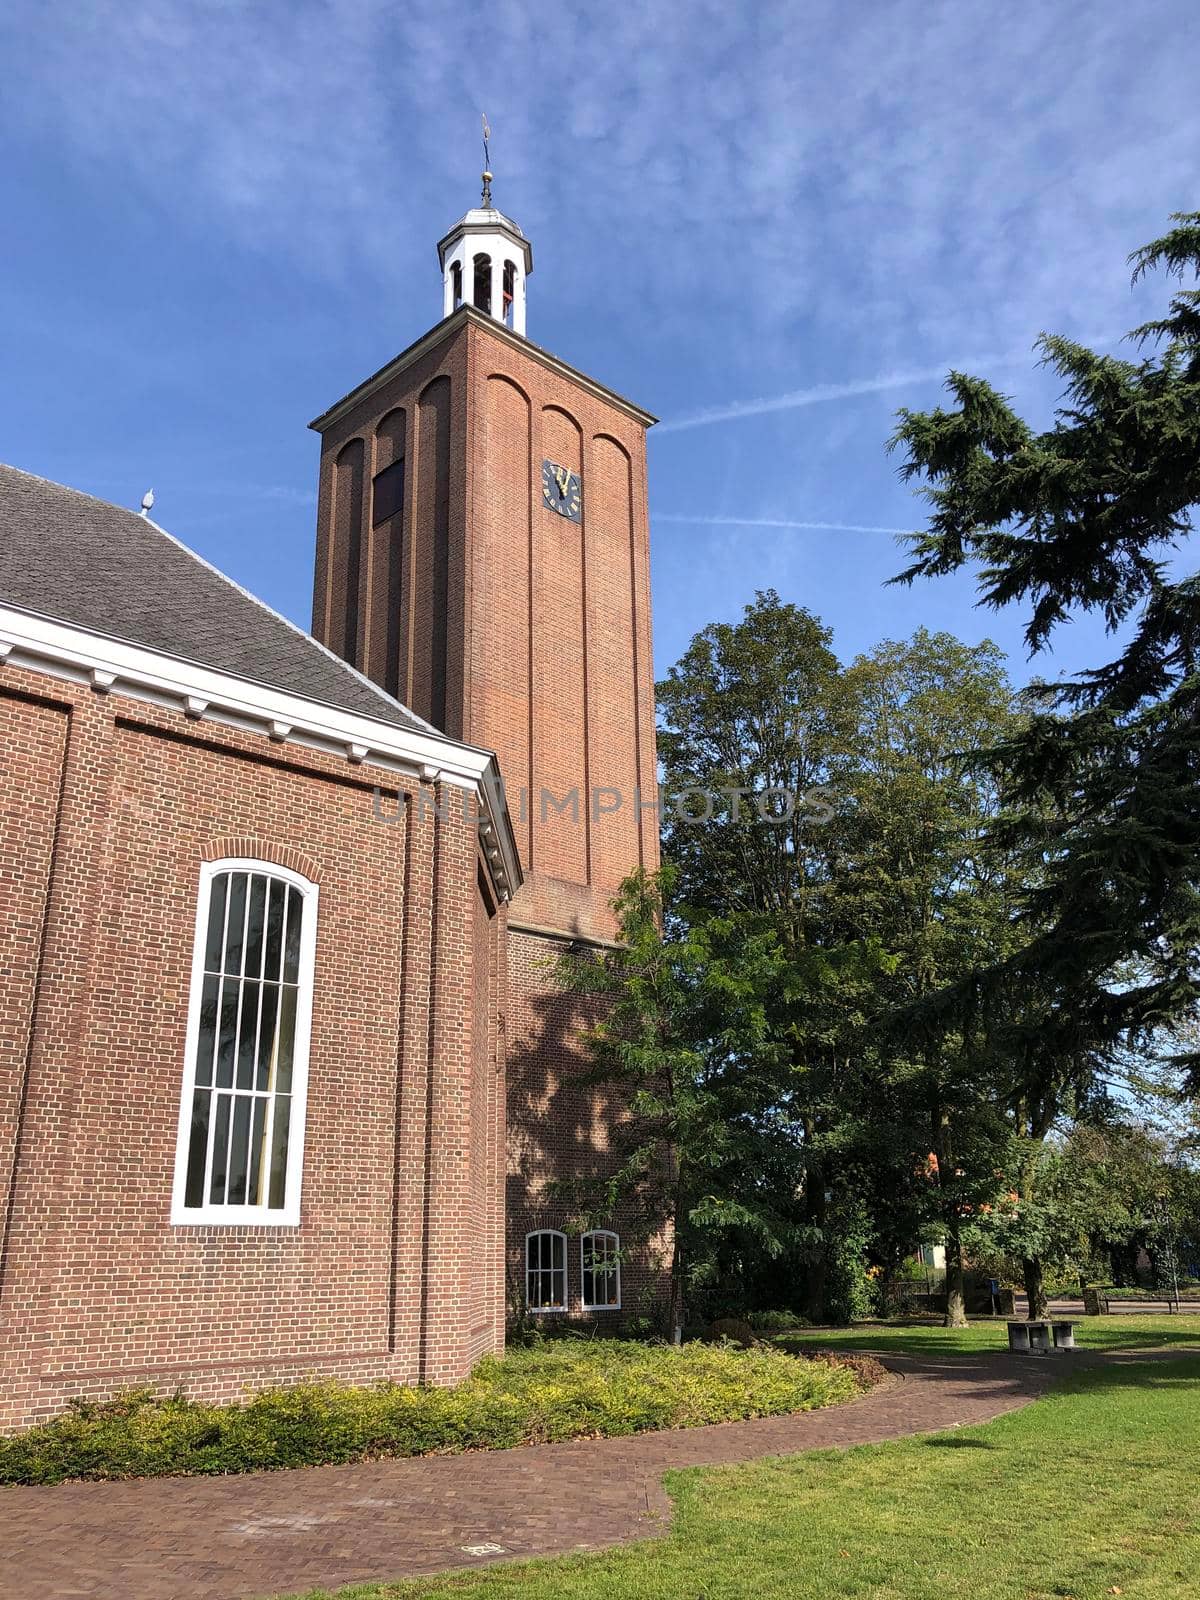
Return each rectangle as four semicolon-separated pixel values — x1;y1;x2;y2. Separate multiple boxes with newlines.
1;0;1195;694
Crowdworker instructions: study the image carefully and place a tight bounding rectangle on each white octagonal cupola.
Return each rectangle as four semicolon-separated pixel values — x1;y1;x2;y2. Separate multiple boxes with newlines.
438;174;533;337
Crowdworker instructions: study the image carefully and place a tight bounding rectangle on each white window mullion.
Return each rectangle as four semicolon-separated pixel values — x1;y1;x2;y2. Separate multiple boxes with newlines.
257;1054;279;1207
250;876;269;1090
201;870;236;1204
216;868;234;979
231;873;251;1079
201;974;227;1204
218;875;253;1206
220;1090;237;1206
251;879;285;1205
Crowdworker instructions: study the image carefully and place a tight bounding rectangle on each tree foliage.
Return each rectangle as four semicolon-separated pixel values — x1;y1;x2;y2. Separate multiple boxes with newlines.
890;212;1200;1082
651;596;1041;1324
561;214;1200;1331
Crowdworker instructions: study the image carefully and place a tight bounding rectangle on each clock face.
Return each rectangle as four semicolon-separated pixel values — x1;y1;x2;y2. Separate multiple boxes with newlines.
541;458;582;522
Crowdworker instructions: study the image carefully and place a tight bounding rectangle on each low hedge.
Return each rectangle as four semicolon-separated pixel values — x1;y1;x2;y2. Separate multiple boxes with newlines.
0;1339;872;1486
1097;1285;1200;1300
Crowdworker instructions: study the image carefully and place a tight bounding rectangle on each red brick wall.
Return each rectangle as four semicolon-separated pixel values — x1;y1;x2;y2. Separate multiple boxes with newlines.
309;309;670;1326
0;668;503;1430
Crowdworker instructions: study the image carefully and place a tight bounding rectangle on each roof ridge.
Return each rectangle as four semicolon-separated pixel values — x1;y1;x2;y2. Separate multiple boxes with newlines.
0;462;443;739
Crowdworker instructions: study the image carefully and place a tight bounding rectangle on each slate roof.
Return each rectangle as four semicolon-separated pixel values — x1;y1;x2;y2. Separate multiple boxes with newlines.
0;464;435;735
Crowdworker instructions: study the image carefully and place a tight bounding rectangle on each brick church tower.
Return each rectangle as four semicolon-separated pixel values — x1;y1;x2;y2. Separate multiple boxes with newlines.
309;175;664;1318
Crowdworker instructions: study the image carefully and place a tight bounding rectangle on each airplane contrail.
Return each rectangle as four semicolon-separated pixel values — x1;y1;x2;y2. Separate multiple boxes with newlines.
655;330;1123;434
653;514;912;534
654;361;998;434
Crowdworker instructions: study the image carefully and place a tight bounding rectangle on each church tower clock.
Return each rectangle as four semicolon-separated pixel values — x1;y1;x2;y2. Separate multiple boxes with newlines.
308;170;664;1318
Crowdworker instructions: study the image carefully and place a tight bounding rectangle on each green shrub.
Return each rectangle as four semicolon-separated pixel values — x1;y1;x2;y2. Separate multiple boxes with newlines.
746;1309;811;1332
0;1340;871;1486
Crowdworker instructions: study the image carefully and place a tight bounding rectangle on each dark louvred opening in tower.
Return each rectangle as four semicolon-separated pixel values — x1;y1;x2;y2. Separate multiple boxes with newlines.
473;253;491;315
502;261;515;326
372;458;405;527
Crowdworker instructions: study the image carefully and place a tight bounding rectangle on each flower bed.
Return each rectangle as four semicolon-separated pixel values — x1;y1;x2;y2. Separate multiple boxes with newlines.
0;1339;878;1486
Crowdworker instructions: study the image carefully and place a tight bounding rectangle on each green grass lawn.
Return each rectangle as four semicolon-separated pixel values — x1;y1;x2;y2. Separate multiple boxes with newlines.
776;1311;1200;1357
304;1354;1200;1600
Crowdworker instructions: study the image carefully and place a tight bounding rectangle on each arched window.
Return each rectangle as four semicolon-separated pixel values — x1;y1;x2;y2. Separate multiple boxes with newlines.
581;1230;621;1311
502;260;516;327
171;860;318;1226
526;1229;567;1312
450;260;462;308
473;252;492;314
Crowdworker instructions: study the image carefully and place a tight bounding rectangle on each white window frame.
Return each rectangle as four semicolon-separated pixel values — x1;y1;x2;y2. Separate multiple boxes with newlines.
170;857;318;1227
525;1229;568;1313
581;1229;622;1311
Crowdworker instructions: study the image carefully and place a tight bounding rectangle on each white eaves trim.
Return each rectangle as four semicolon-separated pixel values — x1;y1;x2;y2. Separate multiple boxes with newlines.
0;602;522;900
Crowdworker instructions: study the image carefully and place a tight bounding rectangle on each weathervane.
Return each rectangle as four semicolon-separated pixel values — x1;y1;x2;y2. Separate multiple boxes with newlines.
481;112;493;207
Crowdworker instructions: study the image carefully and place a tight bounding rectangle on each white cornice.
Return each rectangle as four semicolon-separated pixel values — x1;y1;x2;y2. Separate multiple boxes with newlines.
0;603;522;900
437;211;533;273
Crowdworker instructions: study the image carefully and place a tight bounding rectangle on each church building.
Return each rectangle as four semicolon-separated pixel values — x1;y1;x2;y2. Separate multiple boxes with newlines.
0;181;663;1432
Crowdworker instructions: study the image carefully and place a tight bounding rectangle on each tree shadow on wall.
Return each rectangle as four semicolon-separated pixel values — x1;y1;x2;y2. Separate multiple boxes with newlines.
504;951;670;1312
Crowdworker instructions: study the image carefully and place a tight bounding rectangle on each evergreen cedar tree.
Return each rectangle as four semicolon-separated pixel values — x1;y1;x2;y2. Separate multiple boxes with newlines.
890;211;1200;1091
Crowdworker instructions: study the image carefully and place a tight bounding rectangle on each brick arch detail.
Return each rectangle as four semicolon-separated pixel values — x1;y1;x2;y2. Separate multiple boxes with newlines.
199;838;322;883
593;430;632;461
542;401;583;437
486;371;532;407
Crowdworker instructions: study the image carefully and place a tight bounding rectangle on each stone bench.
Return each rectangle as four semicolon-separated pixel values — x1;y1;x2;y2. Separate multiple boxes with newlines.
1007;1319;1078;1353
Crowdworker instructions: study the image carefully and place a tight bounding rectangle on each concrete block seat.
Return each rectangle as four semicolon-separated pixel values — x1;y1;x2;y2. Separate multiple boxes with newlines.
1007;1319;1078;1352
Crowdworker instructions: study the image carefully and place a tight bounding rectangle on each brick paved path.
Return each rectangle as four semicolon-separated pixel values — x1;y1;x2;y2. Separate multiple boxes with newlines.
0;1350;1157;1600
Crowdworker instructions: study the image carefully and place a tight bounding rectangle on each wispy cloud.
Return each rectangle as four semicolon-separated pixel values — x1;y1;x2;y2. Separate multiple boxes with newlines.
204;483;318;507
0;0;1189;359
80;478;318;508
653;514;911;534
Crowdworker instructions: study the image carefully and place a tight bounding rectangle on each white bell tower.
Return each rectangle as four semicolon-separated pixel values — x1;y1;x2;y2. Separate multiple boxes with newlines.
437;164;532;337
